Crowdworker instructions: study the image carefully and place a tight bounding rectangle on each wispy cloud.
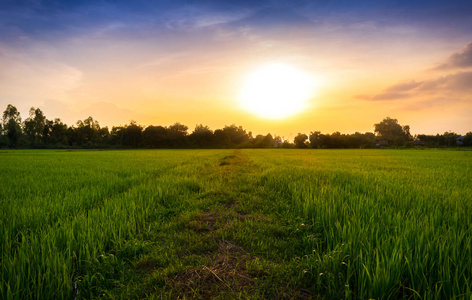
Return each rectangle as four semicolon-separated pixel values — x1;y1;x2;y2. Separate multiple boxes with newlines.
384;81;423;92
358;42;472;103
418;72;472;93
163;6;253;31
359;72;472;102
435;42;472;70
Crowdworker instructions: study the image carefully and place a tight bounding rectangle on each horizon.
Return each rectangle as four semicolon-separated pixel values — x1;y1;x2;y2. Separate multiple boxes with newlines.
1;0;472;137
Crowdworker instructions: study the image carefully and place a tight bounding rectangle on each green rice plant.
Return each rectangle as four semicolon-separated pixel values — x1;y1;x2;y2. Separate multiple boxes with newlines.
1;149;470;299
245;149;472;299
0;149;228;299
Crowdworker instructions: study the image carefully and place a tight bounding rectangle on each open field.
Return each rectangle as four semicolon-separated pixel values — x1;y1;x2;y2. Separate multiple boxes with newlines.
1;149;471;299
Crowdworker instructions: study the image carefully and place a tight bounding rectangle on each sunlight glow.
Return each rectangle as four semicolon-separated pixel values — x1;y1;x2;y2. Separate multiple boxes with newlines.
239;63;315;119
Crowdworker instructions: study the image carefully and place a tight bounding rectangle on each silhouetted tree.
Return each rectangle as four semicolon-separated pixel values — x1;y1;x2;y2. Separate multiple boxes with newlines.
462;132;472;146
442;131;460;147
218;125;251;148
167;122;189;148
47;118;69;147
110;126;125;146
142;125;167;148
24;107;47;147
374;117;411;146
74;116;101;146
309;131;322;148
1;102;469;149
253;133;275;148
190;124;215;148
2;104;22;147
417;131;461;147
294;133;308;148
122;121;143;147
0;123;6;147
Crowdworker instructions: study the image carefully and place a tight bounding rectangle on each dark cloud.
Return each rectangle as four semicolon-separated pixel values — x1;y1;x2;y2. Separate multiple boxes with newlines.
436;42;472;70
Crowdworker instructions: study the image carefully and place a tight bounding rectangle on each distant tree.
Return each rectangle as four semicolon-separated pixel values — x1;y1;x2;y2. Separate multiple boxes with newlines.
0;123;7;147
122;121;143;147
252;133;274;148
442;131;460;147
190;124;215;148
47;118;69;147
262;133;275;148
214;125;251;148
463;132;472;146
2;104;22;147
110;126;125;146
168;122;189;148
417;132;462;147
226;125;251;147
169;122;188;135
75;116;101;146
143;125;168;148
274;135;282;144
309;131;322;148
280;138;294;148
374;117;411;146
358;132;376;148
213;129;228;148
294;133;308;148
24;107;47;147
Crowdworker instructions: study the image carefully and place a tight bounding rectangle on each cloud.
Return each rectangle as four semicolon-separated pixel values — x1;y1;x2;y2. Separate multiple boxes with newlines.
361;72;472;101
435;42;472;70
384;80;423;92
418;71;472;93
0;45;83;111
163;6;252;30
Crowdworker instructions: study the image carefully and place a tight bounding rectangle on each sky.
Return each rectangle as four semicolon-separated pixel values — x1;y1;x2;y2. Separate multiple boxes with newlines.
1;0;472;138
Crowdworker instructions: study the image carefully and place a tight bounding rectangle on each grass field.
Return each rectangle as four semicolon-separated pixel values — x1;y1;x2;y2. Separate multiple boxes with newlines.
1;149;471;299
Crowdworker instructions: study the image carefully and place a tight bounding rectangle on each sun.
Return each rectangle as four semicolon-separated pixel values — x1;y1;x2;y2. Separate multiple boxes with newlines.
238;63;315;119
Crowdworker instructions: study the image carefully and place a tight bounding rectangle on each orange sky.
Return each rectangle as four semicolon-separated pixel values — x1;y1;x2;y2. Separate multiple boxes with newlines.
1;1;471;137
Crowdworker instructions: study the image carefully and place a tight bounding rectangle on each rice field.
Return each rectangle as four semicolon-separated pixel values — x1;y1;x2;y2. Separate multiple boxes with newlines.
1;149;471;299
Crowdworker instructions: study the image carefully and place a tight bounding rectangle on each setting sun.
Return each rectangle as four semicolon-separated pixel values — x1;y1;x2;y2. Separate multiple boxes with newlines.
238;63;315;119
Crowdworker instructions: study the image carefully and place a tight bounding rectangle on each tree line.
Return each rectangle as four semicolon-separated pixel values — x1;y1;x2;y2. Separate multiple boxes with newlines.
1;104;471;149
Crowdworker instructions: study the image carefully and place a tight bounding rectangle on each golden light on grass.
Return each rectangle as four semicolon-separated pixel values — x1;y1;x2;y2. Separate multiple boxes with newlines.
238;63;316;119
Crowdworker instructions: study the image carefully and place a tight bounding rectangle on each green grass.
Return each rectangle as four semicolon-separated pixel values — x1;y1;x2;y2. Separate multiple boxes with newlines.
1;149;471;299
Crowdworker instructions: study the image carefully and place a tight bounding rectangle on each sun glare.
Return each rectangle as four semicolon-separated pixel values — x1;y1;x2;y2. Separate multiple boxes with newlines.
239;63;315;119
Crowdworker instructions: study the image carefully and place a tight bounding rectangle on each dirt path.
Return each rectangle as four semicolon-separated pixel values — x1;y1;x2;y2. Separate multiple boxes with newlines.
122;150;318;299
